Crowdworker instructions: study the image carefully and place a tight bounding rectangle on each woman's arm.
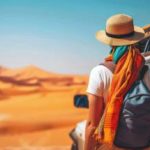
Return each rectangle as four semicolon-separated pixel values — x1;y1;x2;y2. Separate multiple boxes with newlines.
84;93;104;150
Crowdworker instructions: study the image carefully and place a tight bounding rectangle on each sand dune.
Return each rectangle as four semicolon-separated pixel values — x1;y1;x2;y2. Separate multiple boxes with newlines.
0;65;88;149
0;65;88;94
0;65;56;79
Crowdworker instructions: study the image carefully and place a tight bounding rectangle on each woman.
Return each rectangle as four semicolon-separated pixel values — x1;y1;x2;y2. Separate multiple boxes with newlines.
84;14;150;150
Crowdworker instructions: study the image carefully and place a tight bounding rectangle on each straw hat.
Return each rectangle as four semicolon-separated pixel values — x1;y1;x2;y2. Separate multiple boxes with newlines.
143;24;150;39
96;14;145;46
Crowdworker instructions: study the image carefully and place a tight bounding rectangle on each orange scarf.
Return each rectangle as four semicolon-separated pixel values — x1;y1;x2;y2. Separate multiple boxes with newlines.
94;46;144;145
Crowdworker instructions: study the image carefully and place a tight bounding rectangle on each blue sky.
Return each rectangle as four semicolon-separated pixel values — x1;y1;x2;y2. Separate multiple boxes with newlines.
0;0;150;74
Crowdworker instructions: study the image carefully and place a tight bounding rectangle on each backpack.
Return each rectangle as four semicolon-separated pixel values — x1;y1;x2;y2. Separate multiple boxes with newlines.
113;65;150;149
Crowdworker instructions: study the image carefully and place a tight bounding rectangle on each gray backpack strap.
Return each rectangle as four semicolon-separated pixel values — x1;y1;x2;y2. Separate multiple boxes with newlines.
100;61;116;73
139;65;149;80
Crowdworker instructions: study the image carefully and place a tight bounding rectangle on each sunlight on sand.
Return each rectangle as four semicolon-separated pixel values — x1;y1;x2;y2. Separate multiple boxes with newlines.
0;66;88;149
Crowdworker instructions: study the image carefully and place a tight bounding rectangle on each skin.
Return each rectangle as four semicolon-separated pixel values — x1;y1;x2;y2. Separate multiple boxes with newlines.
84;61;116;150
84;94;104;150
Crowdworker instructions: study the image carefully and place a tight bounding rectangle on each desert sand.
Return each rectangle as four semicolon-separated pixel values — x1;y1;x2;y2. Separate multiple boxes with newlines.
0;65;88;149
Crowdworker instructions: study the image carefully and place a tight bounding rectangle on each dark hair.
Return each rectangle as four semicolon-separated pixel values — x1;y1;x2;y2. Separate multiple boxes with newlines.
134;37;150;53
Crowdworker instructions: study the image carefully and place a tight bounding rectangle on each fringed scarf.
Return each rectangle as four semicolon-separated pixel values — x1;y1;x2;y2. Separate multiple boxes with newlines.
94;45;145;146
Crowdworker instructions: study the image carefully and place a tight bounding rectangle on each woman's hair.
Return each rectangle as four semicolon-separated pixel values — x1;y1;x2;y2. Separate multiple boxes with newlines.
134;37;150;53
109;46;116;54
134;42;144;53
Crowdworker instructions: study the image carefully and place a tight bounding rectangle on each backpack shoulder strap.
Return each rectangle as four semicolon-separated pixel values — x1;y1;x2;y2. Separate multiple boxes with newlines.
100;61;116;73
139;65;149;80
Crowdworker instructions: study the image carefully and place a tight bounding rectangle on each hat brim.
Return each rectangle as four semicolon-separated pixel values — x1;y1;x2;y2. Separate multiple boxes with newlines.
96;26;145;46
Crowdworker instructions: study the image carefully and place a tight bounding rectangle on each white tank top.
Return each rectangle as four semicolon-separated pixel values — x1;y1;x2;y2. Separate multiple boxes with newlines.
87;64;150;103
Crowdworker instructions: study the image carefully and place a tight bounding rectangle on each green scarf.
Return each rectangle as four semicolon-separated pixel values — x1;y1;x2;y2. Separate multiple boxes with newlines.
111;46;129;64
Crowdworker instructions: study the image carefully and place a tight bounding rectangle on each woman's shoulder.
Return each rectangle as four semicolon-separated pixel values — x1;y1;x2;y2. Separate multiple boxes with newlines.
90;64;112;75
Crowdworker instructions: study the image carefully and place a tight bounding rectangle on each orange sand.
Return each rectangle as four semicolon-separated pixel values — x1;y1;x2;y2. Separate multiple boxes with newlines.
0;66;88;149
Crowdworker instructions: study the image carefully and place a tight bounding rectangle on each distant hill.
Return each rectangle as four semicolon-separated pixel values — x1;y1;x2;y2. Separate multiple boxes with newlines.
0;65;58;79
0;65;88;96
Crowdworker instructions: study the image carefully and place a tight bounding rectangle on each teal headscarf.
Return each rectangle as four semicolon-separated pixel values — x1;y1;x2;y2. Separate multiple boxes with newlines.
111;46;129;64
